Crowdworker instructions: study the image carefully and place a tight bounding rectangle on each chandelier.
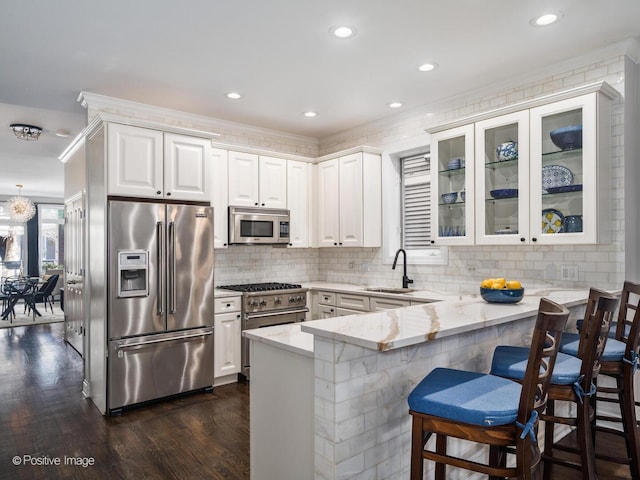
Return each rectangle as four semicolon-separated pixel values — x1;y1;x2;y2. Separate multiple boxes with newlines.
10;123;42;141
5;184;36;223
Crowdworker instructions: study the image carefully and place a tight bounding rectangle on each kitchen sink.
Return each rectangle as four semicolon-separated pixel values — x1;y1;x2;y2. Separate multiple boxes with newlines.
364;287;416;294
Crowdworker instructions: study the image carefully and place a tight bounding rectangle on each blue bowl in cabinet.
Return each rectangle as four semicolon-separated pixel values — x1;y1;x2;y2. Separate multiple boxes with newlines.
496;141;518;161
550;125;582;151
441;192;458;204
480;287;524;304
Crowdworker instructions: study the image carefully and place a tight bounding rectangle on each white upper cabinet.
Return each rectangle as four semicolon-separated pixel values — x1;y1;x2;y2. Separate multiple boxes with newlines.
227;151;259;206
338;153;364;247
107;124;163;198
163;133;211;201
529;93;609;245
228;151;287;208
107;123;211;202
287;160;310;248
316;158;341;247
475;111;530;245
210;148;229;249
315;151;381;247
430;124;475;246
259;156;287;209
431;86;613;246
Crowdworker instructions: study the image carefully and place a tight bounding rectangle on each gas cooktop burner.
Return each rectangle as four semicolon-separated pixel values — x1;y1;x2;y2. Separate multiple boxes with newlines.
218;282;303;293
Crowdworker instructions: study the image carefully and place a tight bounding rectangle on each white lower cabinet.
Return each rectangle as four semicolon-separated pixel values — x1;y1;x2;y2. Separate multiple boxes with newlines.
370;297;411;311
214;296;241;385
312;290;415;319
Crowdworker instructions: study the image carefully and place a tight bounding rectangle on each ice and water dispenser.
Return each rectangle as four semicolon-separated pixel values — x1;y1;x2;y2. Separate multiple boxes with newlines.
117;250;149;298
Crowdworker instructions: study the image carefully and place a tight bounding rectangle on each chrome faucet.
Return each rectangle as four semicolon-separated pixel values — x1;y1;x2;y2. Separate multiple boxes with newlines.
392;248;413;289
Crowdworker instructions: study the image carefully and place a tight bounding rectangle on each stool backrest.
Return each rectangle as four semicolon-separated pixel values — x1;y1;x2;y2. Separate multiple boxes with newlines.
579;289;619;386
615;280;640;359
519;298;570;419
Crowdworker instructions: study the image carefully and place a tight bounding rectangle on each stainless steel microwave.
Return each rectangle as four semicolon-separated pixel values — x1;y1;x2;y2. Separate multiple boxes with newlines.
228;206;290;245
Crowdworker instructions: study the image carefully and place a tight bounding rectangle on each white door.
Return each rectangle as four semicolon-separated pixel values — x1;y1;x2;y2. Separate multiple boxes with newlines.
259;156;287;208
163;133;211;201
228;151;259;207
214;312;241;378
287;160;310;248
211;148;229;248
338;153;363;247
315;159;341;247
107;123;163;198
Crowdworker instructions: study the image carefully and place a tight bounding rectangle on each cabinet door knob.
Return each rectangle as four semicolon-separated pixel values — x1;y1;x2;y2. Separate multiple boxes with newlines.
334;242;338;246
520;237;525;242
532;237;538;242
430;240;435;244
166;192;171;196
254;202;259;206
156;191;162;195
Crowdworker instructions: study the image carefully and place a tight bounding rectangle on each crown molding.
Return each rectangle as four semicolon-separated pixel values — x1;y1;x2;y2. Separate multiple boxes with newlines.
426;81;618;134
77;91;320;149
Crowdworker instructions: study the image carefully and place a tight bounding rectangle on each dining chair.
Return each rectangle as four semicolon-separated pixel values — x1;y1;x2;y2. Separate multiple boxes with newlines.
491;288;618;480
588;280;640;479
408;297;569;480
27;274;59;314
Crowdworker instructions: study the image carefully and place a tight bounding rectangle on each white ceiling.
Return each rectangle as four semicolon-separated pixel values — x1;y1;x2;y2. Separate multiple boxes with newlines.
1;0;639;199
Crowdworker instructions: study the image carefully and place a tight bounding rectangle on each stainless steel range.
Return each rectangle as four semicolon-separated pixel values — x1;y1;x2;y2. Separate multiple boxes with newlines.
217;282;308;378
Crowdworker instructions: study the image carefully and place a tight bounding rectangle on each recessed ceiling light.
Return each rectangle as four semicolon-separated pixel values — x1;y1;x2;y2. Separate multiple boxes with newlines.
418;63;438;72
303;111;317;118
55;129;70;138
329;25;357;39
226;92;242;100
388;102;403;109
531;13;560;26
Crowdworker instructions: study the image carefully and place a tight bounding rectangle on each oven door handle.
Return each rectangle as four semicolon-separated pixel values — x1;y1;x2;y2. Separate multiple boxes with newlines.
244;307;309;320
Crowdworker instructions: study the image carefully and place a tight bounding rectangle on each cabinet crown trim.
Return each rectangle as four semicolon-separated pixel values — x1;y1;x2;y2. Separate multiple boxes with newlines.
426;81;618;134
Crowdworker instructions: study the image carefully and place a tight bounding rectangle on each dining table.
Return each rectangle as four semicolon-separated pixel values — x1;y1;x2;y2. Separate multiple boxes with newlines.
1;277;41;320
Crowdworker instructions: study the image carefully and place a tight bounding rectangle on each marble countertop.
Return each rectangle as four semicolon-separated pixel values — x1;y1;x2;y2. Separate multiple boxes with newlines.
244;285;594;355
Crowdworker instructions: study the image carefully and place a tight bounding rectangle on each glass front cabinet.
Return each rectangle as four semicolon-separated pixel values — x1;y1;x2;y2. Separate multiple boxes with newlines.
529;93;610;245
475;111;530;245
431;86;613;247
430;124;475;245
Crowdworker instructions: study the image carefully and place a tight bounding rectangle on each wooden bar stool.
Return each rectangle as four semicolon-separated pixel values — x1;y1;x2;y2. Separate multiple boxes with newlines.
408;298;569;480
589;280;640;479
490;289;618;480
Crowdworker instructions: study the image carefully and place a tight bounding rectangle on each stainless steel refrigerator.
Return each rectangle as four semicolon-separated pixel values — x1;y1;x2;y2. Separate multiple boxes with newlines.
107;200;214;413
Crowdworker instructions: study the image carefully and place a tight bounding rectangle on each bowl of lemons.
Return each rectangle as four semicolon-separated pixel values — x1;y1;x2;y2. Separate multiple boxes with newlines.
480;278;524;304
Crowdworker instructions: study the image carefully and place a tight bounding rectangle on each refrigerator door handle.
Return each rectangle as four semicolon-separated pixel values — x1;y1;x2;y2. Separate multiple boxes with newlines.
156;221;165;316
168;221;176;314
116;330;213;351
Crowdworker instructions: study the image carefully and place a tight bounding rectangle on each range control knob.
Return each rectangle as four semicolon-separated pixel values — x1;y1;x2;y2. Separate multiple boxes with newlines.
260;299;267;306
249;300;258;308
274;297;282;304
288;296;295;303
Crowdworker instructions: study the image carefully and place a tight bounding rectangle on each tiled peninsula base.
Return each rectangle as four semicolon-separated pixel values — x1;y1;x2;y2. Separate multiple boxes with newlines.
312;304;586;480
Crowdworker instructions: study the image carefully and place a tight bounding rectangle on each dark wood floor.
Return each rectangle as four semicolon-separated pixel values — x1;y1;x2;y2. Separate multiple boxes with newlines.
0;322;634;480
0;322;249;480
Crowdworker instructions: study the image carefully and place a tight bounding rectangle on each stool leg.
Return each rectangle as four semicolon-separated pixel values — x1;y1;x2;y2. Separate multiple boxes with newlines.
410;416;424;480
489;444;506;480
576;398;598;480
621;367;640;479
435;433;446;480
543;399;555;480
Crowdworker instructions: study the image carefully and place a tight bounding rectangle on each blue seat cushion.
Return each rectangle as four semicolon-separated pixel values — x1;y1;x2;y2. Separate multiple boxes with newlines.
559;332;626;361
408;367;521;426
491;346;581;385
576;320;629;338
